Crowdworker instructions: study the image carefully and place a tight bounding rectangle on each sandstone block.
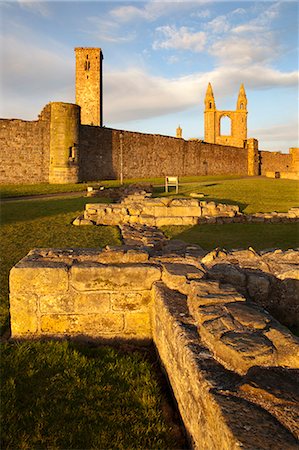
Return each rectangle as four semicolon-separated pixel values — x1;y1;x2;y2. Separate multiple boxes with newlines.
128;207;142;216
141;206;155;216
247;274;270;302
41;313;124;335
162;263;205;293
225;302;270;330
277;268;299;280
139;215;156;227
39;292;111;314
124;312;151;336
153;206;170;217
129;215;141;224
71;262;161;291
10;263;69;294
265;326;299;368
10;293;39;336
207;263;246;289
155;216;183;227
111;291;152;312
167;206;201;217
170;198;199;207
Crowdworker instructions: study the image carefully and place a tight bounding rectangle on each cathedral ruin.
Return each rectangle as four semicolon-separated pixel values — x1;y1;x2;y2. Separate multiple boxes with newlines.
0;47;297;184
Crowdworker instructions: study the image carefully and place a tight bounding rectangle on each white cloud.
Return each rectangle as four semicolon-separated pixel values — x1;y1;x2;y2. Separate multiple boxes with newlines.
17;0;51;17
153;25;206;52
232;2;281;34
191;9;211;19
209;35;279;65
206;15;230;33
103;64;298;124
251;122;299;151
86;17;136;43
109;1;210;23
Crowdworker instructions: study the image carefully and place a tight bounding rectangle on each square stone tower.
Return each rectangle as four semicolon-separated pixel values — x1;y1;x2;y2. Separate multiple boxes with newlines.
75;47;103;126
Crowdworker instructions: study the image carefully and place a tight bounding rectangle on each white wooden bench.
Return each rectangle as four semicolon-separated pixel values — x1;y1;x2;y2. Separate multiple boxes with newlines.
165;176;179;194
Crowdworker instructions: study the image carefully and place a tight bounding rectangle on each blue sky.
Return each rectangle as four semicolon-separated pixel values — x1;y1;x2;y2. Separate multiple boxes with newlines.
0;0;298;152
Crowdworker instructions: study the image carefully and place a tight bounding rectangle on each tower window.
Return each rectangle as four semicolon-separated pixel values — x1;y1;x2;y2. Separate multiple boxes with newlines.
220;116;232;136
84;60;90;71
240;103;244;109
209;102;212;109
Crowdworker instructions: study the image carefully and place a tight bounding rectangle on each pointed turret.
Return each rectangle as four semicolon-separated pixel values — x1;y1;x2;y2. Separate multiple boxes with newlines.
205;82;216;110
237;83;247;110
176;124;182;138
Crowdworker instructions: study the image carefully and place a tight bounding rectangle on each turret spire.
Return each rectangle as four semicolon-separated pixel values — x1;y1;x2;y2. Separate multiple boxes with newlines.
205;82;216;110
237;83;247;110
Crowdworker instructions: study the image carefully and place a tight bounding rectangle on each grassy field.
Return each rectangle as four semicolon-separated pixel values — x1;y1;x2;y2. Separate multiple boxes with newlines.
1;341;183;449
163;223;299;250
0;175;242;198
155;177;299;214
1;196;185;449
1;177;298;448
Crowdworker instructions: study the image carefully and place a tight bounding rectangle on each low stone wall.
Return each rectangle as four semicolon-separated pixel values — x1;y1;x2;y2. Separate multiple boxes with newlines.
201;247;299;328
75;193;299;226
9;243;299;448
10;247;158;340
152;282;298;449
78;193;240;227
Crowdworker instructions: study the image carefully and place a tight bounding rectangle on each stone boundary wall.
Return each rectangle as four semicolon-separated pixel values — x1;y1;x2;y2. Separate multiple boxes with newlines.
1;110;298;184
77;194;299;226
79;126;249;181
9;245;299;448
0;117;50;184
266;171;299;180
259;150;292;176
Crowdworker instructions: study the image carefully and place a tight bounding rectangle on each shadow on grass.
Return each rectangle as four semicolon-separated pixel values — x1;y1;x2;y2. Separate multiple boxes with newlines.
1;197;110;225
162;223;299;251
1;339;187;449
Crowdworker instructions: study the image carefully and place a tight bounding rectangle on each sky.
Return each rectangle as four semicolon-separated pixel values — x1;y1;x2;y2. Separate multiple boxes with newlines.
0;0;298;152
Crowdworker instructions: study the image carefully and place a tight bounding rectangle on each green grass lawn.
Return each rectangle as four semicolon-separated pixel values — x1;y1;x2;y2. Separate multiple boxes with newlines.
1;341;182;449
163;223;299;251
0;175;242;198
0;196;187;449
155;177;299;214
1;177;298;448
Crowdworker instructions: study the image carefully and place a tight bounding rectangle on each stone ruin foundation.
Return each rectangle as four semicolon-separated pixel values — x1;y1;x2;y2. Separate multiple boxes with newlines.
9;191;299;449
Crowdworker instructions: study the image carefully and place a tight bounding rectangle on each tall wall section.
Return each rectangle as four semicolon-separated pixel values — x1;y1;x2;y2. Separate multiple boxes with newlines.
0;106;51;184
79;126;248;181
259;150;292;175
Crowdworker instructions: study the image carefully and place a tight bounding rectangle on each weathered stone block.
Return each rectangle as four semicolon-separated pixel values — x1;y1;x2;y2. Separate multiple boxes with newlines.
71;262;161;291
41;313;124;335
10;294;39;336
247;274;270;302
124;312;151;336
167;206;201;217
155;216;183;227
10;263;69;294
111;291;152;311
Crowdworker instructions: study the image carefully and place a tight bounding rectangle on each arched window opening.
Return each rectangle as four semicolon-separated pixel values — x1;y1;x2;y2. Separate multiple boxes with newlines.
209;101;212;109
240;103;244;109
220;116;231;136
84;60;90;71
